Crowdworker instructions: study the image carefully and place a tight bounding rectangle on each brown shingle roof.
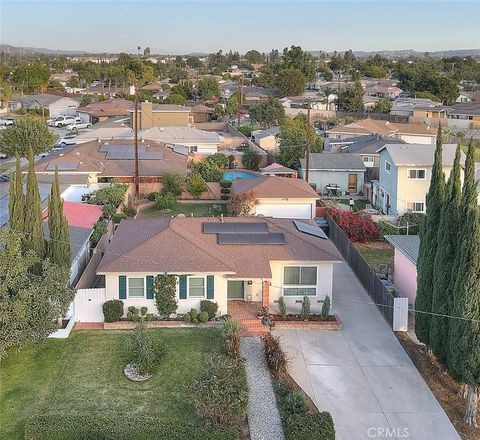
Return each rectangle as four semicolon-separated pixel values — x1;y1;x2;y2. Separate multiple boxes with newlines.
77;98;133;117
97;217;342;277
231;176;319;199
328;119;436;137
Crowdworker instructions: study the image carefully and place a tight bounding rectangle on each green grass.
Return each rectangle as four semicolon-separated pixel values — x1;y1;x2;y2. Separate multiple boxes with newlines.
334;198;370;210
461;144;480;162
354;242;394;271
0;328;224;440
138;202;228;218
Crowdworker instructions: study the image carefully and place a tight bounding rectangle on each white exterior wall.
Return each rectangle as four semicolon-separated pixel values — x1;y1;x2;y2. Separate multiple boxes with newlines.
254;197;316;219
49;98;80;117
397;134;435;145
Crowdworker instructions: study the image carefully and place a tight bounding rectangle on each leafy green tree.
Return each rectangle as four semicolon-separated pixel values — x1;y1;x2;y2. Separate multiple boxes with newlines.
80;95;93;107
364;65;388;78
0;117;57;157
171;81;195;100
252;65;276;88
281;45;315;81
415;125;445;346
186;56;203;69
279;114;322;151
0;80;12;107
249;97;285;128
198;77;220;100
372;99;392;114
244;50;263;65
337;82;364;112
163;93;187;105
12;63;49;93
143;47;151;57
0;229;74;358
47;167;71;269
276;67;306;96
447;140;480;426
24;149;46;259
161;172;184;197
225;95;238;116
191;159;223;182
186;172;208;199
242;149;261;171
207;153;229;169
430;144;462;366
66;76;80;88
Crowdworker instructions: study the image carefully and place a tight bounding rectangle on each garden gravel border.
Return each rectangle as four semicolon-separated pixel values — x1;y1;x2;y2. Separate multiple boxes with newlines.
241;337;285;440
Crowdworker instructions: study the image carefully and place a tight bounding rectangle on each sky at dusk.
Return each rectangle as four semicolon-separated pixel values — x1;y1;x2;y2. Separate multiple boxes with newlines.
1;0;479;54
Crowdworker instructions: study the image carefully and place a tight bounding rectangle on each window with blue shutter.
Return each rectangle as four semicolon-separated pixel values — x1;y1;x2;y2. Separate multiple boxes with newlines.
146;276;154;299
206;275;214;299
119;276;127;299
179;275;187;299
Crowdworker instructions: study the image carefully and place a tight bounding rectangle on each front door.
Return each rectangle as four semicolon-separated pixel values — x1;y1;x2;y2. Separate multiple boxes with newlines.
348;173;358;193
227;280;244;300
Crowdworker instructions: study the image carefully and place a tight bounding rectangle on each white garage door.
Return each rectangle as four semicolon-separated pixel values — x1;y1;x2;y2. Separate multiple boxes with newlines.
255;203;312;219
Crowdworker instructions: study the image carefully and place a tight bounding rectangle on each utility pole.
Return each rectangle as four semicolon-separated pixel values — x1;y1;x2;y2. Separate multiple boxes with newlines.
237;73;244;127
134;88;139;198
305;100;311;183
41;85;45;122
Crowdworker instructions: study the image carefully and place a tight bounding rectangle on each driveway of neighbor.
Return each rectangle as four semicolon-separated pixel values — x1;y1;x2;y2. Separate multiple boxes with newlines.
273;262;459;440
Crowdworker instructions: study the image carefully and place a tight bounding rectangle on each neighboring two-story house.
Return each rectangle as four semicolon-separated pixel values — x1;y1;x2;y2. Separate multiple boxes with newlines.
376;143;464;215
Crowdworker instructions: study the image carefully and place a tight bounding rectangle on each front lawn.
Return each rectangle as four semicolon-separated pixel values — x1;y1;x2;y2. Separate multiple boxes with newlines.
138;202;228;218
334;198;369;210
354;241;394;272
0;328;236;440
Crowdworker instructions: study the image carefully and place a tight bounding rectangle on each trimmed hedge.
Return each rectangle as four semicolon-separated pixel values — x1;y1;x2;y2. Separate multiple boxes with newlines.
284;412;335;440
25;414;239;440
102;300;124;323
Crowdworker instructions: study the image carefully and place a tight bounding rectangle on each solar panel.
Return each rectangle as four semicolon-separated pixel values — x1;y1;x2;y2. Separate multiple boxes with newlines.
203;222;269;234
217;232;285;245
102;144;164;160
293;220;328;239
46;161;79;171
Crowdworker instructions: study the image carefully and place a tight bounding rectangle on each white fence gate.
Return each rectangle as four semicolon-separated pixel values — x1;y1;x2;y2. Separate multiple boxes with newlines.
393;297;409;331
74;288;106;322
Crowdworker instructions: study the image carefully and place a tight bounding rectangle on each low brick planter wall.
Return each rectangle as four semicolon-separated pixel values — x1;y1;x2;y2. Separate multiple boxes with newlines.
272;315;342;331
103;321;222;330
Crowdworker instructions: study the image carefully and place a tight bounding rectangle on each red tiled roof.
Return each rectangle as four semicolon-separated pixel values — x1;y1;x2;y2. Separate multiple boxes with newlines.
43;201;103;229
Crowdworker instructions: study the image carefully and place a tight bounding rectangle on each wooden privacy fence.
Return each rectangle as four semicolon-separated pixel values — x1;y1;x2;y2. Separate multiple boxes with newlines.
327;215;395;327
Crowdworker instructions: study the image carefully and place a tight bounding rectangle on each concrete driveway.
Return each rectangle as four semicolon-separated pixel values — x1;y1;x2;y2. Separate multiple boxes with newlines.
273;263;459;440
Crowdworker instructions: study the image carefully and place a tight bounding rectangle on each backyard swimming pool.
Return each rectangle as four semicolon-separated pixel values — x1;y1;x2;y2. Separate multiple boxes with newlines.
223;170;258;181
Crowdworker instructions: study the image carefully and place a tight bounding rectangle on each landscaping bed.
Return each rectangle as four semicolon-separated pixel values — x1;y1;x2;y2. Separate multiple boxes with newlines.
104;320;222;329
271;314;342;330
137;202;228;218
0;328;241;440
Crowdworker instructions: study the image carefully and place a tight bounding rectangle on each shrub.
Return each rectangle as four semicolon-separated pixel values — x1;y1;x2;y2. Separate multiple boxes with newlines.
262;334;288;377
278;296;287;319
329;208;378;243
90;219;108;247
207;153;230;169
200;300;219;319
147;191;160;201
183;313;192;323
309;183;317;191
220;187;231;194
377;220;398;239
124;322;166;375
127;311;133;320
198;311;209;323
219;180;232;188
221;318;240;358
238;124;253;137
122;204;137;217
154;275;178;319
145;313;155;321
155;193;179;211
191;159;223;182
128;306;136;313
189;308;198;320
102;299;124;323
279;392;309;416
228;190;258;216
186;172;208;199
220;194;230;200
320;296;331;321
190;353;248;427
241;148;260;171
301;294;310;321
161;172;183;197
25;414;239;440
88;184;127;207
284;412;335;440
140;307;148;316
112;212;127;224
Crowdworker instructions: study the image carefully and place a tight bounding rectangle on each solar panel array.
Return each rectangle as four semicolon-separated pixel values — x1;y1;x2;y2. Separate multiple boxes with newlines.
293;220;327;239
203;222;269;234
46;161;80;171
217;232;286;245
100;144;164;160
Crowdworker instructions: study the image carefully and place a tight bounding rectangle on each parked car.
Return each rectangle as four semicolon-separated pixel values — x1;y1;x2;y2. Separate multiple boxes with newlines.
48;115;80;127
67;120;92;131
0;118;14;126
0;151;7;158
0;174;10;183
58;134;77;146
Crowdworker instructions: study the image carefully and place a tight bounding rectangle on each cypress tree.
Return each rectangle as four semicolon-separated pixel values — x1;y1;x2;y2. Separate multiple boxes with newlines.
429;144;462;366
8;170;15;222
447;140;480;427
47;167;71;269
8;155;25;232
415;124;446;346
23;148;45;258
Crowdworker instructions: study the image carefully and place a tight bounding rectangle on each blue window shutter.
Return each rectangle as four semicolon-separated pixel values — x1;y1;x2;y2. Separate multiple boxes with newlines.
146;276;154;299
206;275;214;299
119;276;127;299
179;275;187;299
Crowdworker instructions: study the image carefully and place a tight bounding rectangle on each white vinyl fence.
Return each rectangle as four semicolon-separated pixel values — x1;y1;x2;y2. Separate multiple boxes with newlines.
74;288;106;322
393;297;409;331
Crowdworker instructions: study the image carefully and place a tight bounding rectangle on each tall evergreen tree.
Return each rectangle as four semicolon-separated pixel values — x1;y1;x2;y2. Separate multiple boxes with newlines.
47;167;71;269
23;148;45;258
8;170;15;222
430;144;462;365
8;155;25;232
448;140;480;427
415;124;445;346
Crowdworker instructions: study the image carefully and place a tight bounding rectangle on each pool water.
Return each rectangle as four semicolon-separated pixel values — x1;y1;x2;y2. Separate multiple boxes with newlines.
223;171;257;181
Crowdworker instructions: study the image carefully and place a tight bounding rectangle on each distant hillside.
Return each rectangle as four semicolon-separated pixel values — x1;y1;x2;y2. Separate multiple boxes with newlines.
311;49;480;58
0;44;89;56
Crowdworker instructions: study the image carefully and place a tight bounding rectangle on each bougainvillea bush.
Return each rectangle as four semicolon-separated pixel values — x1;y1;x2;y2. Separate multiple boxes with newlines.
330;208;378;243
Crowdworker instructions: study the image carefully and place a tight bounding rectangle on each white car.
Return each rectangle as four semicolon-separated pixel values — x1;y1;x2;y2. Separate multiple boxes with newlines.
67;120;92;131
49;115;80;127
58;134;77;146
0;118;14;126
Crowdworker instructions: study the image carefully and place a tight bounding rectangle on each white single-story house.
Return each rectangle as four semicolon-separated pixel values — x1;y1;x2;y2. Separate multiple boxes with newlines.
384;235;420;305
96;217;343;318
231;175;319;219
300;153;366;195
9;94;79;117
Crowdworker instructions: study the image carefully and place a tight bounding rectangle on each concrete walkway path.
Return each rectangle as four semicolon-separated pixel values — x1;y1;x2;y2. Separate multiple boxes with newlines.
240;338;284;440
273;262;459;440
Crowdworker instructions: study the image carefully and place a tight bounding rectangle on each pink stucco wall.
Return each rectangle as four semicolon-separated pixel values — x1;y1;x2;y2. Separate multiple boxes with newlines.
393;248;417;305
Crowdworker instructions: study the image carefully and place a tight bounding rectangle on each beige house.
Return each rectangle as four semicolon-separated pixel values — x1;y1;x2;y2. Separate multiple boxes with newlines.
135;102;193;129
96;217;342;317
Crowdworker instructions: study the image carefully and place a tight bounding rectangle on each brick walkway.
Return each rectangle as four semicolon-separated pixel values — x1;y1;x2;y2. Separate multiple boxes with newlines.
228;301;270;336
74;322;104;330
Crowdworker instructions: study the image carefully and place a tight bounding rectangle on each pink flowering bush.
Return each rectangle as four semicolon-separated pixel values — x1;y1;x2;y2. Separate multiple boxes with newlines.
330;208;378;243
